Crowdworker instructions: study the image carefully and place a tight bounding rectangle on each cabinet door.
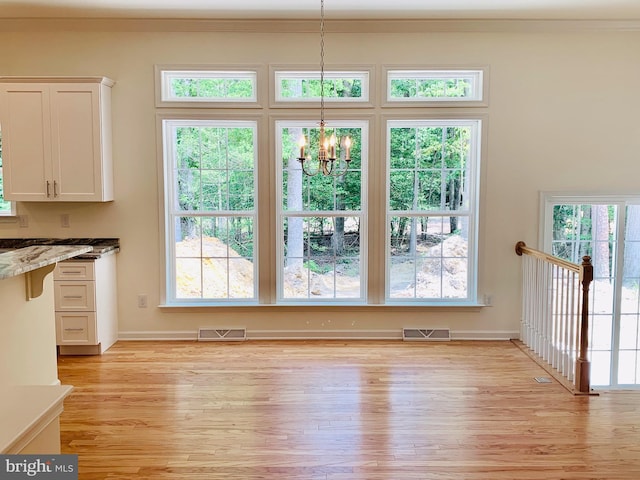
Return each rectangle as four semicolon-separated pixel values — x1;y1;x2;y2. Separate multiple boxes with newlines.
50;84;105;201
0;84;52;200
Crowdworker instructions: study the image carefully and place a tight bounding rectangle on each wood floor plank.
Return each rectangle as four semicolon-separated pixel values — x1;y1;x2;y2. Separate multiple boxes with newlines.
57;340;640;479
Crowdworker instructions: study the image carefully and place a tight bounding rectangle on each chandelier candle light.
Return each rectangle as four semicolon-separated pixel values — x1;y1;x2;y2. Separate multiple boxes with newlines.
297;0;352;177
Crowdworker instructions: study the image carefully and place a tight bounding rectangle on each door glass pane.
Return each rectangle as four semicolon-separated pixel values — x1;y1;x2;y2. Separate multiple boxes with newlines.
552;203;617;386
620;204;640;385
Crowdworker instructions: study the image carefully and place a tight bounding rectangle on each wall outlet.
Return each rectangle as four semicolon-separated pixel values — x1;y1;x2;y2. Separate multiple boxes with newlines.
18;215;28;228
61;214;70;228
137;294;148;308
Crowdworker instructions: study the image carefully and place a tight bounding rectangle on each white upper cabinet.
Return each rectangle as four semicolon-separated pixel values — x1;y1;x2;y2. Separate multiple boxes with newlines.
0;77;114;202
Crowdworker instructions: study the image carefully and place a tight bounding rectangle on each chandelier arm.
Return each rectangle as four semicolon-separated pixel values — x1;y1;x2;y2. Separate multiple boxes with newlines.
326;162;350;177
297;157;322;177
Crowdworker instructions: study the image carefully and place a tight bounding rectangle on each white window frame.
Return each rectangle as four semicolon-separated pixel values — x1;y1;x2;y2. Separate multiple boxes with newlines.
161;117;259;305
156;65;262;108
384;67;488;107
274;119;369;304
385;117;482;304
0;129;16;218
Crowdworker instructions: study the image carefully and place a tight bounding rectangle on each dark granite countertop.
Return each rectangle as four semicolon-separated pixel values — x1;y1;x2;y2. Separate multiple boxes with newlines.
0;238;120;259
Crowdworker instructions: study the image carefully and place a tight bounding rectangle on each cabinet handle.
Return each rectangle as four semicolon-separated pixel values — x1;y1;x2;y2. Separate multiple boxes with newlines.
64;328;85;332
63;295;84;299
62;270;83;274
46;181;51;197
54;180;58;197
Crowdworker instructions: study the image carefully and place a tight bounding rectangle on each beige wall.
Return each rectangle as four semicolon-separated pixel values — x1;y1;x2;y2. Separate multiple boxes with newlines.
0;273;58;384
1;21;639;339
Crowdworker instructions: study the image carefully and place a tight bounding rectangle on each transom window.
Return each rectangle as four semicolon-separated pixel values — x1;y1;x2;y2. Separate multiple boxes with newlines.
386;69;484;103
159;69;258;104
274;70;370;103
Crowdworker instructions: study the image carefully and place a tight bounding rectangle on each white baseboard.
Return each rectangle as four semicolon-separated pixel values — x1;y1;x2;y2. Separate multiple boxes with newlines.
118;330;198;341
118;329;519;341
451;330;519;340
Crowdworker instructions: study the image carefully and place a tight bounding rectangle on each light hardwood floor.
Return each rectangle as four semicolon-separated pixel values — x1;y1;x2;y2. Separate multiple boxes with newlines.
57;340;640;479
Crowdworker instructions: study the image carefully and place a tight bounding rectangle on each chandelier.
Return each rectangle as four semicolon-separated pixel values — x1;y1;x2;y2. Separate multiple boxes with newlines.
297;0;352;177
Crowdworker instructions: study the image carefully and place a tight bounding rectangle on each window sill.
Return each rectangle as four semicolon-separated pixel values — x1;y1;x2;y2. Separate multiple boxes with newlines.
159;302;487;311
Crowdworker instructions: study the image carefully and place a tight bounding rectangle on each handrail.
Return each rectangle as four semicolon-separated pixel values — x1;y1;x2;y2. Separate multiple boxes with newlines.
515;241;594;394
515;241;580;274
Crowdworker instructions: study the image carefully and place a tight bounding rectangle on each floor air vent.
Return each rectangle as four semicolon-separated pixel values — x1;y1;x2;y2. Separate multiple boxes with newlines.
198;328;247;342
403;328;451;341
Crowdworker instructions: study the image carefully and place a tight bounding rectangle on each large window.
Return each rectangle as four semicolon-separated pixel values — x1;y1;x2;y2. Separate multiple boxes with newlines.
162;119;258;303
160;67;484;306
386;120;480;302
276;120;367;303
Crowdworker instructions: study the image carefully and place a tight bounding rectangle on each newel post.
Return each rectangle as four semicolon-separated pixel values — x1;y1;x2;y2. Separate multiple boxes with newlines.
575;255;593;393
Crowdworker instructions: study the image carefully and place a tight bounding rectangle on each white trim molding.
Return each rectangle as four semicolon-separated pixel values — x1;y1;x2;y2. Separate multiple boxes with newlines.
118;329;519;341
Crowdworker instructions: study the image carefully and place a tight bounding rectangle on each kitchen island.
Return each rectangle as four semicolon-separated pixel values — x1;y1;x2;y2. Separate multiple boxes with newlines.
0;245;91;454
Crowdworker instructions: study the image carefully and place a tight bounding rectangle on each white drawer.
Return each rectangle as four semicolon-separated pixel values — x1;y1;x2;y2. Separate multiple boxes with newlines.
54;261;95;281
54;281;96;311
56;312;97;345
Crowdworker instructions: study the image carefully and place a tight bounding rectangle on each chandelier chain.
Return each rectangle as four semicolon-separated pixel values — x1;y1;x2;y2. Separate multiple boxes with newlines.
320;0;325;124
296;0;351;177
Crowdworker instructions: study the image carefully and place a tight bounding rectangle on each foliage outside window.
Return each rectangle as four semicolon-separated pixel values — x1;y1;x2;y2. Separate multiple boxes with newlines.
387;70;484;102
275;71;369;102
546;197;640;387
160;70;257;103
277;121;366;302
163;119;258;303
0;132;16;216
387;120;480;302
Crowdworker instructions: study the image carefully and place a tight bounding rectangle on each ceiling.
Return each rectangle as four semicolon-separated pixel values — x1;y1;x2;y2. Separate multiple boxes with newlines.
0;0;640;20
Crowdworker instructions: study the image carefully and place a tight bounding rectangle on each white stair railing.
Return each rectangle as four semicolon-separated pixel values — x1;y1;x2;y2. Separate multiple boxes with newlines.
515;241;593;394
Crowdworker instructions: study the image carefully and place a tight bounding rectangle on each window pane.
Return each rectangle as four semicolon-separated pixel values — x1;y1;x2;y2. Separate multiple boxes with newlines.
282;216;362;300
388;70;483;102
173;216;255;300
172;124;255;212
389;125;471;213
280;125;362;212
275;71;368;102
162;70;257;102
389;216;468;299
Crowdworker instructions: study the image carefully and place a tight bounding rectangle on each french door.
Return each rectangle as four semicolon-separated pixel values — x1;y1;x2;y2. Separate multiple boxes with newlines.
543;195;640;388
